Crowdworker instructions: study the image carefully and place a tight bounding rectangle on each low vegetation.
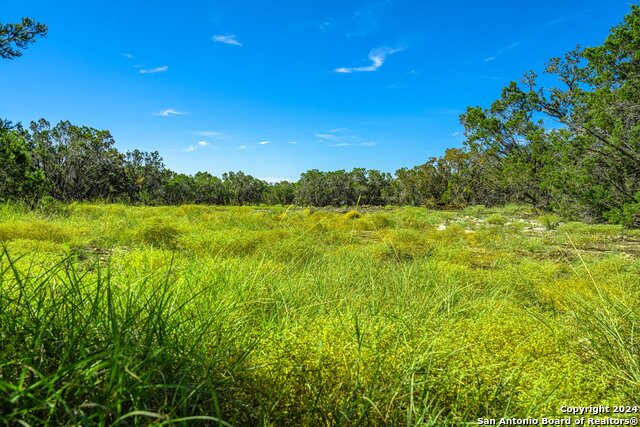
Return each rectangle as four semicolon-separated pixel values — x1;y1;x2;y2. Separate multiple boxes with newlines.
1;203;638;425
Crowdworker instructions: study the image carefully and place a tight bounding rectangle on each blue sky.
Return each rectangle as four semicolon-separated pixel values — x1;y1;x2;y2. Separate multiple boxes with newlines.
1;1;635;182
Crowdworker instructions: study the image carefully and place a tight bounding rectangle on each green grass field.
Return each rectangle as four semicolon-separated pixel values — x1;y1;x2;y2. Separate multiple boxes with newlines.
1;203;639;425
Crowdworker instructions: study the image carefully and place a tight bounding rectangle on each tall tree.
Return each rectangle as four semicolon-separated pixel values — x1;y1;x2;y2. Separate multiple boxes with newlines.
523;5;640;223
28;120;127;202
0;127;49;203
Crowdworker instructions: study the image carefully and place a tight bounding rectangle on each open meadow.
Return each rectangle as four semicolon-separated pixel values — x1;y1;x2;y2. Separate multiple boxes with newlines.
1;203;639;425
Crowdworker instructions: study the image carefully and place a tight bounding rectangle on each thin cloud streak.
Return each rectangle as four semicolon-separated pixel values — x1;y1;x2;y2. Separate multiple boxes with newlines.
330;141;378;147
335;47;404;73
213;35;242;46
195;131;224;138
315;133;340;141
139;65;169;74
153;109;188;117
484;41;523;63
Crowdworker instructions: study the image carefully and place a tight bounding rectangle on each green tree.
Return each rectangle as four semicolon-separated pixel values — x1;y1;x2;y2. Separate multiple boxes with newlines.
163;173;197;205
0;17;47;60
263;181;296;205
28;120;127;202
523;5;640;223
0;127;49;203
192;171;226;204
222;171;265;205
123;149;169;204
459;82;548;208
295;169;328;206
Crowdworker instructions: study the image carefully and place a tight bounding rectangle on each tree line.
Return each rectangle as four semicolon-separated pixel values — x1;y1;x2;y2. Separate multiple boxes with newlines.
1;7;639;226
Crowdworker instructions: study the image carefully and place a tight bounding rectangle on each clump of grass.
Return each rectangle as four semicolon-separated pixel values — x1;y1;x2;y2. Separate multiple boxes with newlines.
137;220;181;249
0;220;76;243
35;195;72;218
571;293;640;403
343;209;361;220
486;213;507;226
0;247;235;425
538;213;561;230
369;212;393;229
463;205;489;216
564;243;640;403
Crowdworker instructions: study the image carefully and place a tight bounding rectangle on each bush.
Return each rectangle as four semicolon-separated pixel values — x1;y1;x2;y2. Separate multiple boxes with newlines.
604;194;640;228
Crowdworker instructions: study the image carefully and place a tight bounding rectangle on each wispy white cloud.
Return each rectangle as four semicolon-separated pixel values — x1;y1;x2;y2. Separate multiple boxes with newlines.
195;131;223;138
288;141;298;144
335;46;404;73
331;141;378;148
317;19;336;32
544;8;596;28
485;41;523;63
258;140;270;145
140;65;169;74
314;127;376;147
153;109;188;117
212;34;242;46
315;133;340;141
238;145;247;149
122;53;134;59
182;140;215;152
317;128;374;146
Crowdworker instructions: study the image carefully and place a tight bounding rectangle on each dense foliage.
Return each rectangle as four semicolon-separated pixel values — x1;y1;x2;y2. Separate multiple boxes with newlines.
2;7;639;227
